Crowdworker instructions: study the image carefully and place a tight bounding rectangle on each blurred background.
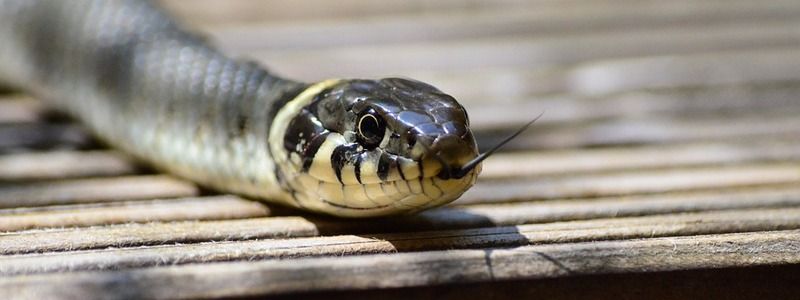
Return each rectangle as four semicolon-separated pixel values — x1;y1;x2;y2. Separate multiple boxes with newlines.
161;0;800;152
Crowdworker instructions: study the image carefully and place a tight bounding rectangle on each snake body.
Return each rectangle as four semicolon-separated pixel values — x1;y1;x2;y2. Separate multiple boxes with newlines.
0;0;480;217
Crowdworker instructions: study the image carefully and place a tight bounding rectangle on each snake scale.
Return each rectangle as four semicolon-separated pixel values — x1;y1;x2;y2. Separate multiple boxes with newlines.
0;0;520;217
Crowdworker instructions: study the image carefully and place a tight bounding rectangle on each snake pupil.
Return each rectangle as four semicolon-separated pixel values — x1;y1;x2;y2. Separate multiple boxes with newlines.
357;109;385;149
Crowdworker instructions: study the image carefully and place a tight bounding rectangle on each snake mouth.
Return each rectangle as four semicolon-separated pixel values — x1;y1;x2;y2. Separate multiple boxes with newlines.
310;171;478;216
432;154;474;180
320;198;394;210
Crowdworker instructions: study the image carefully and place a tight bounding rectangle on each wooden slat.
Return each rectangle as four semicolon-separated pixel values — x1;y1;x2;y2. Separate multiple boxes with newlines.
0;196;268;232
481;139;800;179
161;0;539;25
2;207;798;275
492;112;800;150
0;175;198;209
0;209;800;275
459;162;800;204
4;184;799;253
441;48;800;105
466;81;800;129
163;0;800;27
571;49;800;95
249;22;800;80
319;184;800;234
203;0;800;51
0;216;318;255
0;151;138;181
3;229;798;299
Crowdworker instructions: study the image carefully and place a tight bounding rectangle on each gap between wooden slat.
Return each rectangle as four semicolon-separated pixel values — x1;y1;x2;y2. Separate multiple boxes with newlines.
0;196;268;232
0;123;91;151
2;228;799;298
0;175;198;209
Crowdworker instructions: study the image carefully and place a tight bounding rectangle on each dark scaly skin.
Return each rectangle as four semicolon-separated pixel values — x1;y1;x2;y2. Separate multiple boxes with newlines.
0;0;480;217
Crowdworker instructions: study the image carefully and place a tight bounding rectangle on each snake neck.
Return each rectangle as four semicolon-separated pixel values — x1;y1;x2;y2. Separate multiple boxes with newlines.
0;0;310;202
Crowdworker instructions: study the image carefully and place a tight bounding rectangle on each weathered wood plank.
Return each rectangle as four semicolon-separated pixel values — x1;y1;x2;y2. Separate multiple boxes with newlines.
571;49;800;95
0;217;318;255
0;175;198;209
491;112;800;150
466;80;800;129
0;196;268;232
459;163;800;204
2;229;799;299
481;139;800;179
161;0;545;25
204;0;800;52
319;184;800;233
250;22;800;80
4;184;799;253
1;207;798;276
414;60;800;105
0;151;138;181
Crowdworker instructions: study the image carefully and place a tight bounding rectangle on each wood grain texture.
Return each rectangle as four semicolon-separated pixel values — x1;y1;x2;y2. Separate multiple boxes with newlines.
0;196;268;232
0;175;199;209
199;1;800;52
1;207;798;275
0;150;137;181
0;216;318;255
250;22;800;80
2;229;799;299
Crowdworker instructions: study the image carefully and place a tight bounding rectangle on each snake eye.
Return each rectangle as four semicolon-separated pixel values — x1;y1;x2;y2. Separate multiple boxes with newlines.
357;109;385;149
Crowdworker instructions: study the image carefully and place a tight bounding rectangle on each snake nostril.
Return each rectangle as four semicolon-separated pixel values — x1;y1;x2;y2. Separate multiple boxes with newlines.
406;134;417;149
431;135;477;171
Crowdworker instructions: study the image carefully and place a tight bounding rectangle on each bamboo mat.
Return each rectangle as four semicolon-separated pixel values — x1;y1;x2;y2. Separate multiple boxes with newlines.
2;0;800;299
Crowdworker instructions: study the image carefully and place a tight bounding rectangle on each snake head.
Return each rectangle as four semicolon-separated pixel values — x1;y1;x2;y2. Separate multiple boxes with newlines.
273;78;481;217
343;78;480;179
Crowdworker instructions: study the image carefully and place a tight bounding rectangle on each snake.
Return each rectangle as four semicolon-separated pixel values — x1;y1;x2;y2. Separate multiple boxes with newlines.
0;0;532;217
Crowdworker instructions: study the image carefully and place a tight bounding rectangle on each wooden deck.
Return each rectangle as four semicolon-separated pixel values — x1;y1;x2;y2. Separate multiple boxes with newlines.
2;0;800;299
